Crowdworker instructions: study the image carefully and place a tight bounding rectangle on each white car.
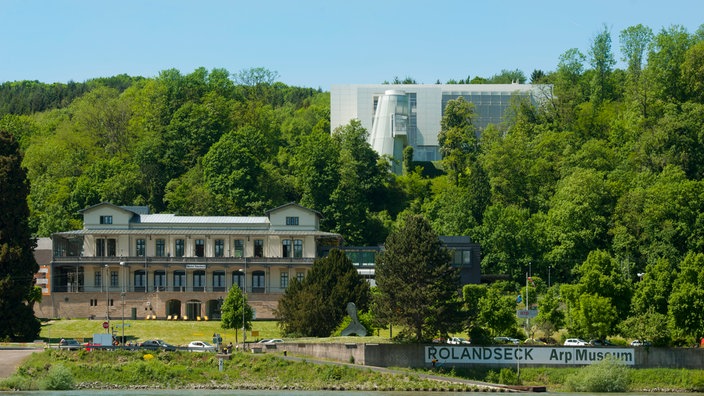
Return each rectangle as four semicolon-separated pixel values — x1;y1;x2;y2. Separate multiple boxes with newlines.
564;338;588;346
447;337;470;345
260;338;284;344
187;340;216;352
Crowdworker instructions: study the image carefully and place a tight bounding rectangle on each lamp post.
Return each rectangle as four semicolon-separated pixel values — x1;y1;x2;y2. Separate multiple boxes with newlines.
104;264;109;332
120;261;126;345
242;256;247;351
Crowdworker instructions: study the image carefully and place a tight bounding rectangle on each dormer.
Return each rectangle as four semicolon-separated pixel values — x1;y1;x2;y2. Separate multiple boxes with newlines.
80;202;146;230
265;202;321;231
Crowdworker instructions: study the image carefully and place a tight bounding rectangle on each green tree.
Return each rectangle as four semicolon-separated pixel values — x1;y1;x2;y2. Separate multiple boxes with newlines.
0;129;41;341
588;25;616;105
477;283;519;337
620;308;671;346
275;249;370;337
373;214;461;342
534;285;565;340
647;25;693;103
438;96;477;184
220;284;253;344
668;252;704;342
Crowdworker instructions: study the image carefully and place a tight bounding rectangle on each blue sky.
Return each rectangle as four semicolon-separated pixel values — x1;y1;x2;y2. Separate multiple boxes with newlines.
1;0;701;90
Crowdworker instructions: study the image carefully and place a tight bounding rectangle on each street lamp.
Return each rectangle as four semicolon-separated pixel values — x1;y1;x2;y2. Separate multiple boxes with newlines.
120;261;126;345
104;264;109;332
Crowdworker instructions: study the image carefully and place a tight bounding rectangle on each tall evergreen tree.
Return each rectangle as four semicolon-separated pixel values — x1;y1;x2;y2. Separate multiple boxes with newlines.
275;249;369;337
0;129;40;341
374;214;461;342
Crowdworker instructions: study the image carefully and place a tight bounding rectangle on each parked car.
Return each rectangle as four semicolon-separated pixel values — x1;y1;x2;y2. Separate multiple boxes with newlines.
494;336;520;345
187;340;216;352
564;338;588;346
139;339;178;351
447;337;470;345
259;338;284;345
630;339;651;347
59;339;81;350
590;339;615;346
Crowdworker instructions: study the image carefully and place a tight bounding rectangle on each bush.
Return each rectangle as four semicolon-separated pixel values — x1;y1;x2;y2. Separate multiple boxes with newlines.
40;364;74;390
565;356;630;392
486;368;521;385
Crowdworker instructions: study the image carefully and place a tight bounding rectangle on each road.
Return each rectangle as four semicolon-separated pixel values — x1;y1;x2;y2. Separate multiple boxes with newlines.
0;348;42;378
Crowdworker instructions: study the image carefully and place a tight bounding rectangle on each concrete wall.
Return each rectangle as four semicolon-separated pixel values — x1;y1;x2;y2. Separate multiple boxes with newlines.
275;343;366;365
280;343;704;370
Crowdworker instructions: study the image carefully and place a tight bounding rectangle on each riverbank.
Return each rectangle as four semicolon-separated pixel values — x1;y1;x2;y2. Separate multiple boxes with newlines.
0;348;505;392
2;347;704;393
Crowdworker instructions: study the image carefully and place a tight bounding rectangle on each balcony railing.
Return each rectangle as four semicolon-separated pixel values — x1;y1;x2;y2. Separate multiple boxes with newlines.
52;256;316;265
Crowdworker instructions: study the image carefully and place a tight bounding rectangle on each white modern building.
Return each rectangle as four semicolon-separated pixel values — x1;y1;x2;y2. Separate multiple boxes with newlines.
331;84;548;171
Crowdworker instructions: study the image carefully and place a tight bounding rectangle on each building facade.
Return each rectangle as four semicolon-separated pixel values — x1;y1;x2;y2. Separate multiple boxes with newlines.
331;83;548;172
343;236;481;287
36;202;341;321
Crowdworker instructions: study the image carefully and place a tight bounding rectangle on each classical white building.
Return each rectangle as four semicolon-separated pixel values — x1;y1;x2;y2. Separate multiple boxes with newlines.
37;202;341;321
331;83;548;172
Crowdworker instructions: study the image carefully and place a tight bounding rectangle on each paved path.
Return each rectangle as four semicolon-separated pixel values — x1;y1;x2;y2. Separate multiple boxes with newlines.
0;348;42;378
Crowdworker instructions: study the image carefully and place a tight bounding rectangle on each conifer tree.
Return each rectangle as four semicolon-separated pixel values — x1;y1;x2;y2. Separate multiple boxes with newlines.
0;129;40;341
275;249;369;337
374;214;462;342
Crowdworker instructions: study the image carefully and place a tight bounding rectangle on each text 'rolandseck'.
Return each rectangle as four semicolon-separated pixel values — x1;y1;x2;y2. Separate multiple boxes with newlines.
425;346;635;365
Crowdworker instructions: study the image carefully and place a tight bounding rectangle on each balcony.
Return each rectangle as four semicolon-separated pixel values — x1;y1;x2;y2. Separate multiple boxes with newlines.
52;256;316;266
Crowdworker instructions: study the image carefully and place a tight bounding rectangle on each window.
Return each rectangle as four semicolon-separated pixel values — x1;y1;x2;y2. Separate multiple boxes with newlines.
134;270;146;292
154;270;166;291
254;239;264;258
136;239;146;257
294;239;303;258
195;239;205;257
214;239;224;257
156;239;165;257
193;270;205;291
280;272;288;289
282;240;291;258
96;238;116;257
232;271;244;290
99;215;113;224
90;299;98;306
213;271;225;291
252;271;265;292
453;250;472;267
234;240;244;257
110;270;119;288
107;239;116;257
173;271;186;291
94;271;102;288
175;239;185;257
296;272;305;283
286;216;299;226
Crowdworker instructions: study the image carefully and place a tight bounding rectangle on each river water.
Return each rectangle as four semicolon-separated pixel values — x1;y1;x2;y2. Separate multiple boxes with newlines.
1;391;703;396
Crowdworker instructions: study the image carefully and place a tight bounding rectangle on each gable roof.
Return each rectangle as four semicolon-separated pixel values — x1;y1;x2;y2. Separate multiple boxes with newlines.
78;202;148;216
264;202;323;219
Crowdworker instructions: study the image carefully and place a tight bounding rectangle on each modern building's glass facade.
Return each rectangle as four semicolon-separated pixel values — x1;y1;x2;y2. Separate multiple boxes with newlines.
331;84;549;168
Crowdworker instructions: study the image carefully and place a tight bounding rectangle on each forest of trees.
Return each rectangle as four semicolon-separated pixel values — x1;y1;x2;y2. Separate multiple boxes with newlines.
2;23;704;343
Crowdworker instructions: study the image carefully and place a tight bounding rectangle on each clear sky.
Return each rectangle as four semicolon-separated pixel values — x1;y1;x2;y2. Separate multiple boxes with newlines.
1;0;702;90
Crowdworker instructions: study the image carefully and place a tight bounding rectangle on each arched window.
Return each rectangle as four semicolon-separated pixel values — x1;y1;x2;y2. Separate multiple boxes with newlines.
232;270;244;290
134;270;146;292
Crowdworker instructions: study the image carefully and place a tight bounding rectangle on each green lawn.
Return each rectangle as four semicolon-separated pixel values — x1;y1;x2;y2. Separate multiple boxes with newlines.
41;318;282;346
40;319;393;346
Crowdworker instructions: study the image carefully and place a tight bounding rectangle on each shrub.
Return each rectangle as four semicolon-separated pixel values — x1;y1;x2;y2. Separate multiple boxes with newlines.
40;364;74;390
565;356;630;392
